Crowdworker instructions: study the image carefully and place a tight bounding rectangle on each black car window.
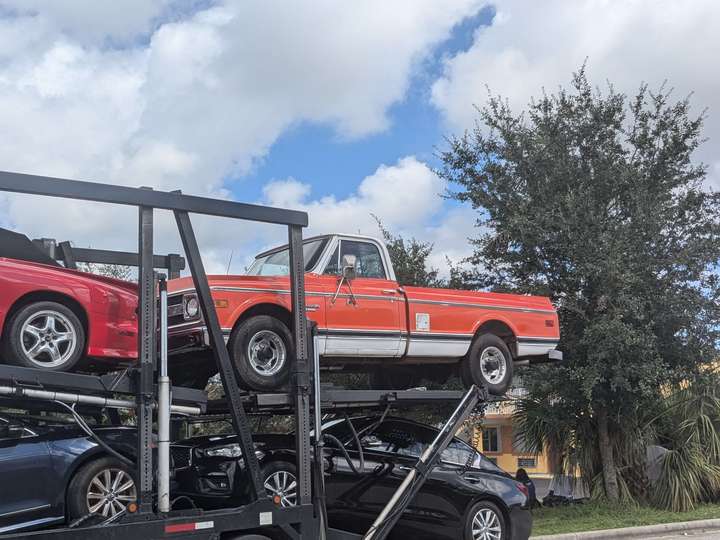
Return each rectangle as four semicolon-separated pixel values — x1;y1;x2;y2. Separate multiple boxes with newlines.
442;440;475;466
361;420;435;458
0;416;35;439
322;417;376;447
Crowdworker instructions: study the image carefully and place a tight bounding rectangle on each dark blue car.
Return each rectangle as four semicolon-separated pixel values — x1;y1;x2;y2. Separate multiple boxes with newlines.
0;412;137;535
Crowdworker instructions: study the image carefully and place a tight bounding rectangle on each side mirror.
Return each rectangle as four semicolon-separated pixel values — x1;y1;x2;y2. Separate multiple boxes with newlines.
341;254;357;280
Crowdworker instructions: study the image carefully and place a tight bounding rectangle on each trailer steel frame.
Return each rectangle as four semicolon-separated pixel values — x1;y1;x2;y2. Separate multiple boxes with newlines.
0;170;491;540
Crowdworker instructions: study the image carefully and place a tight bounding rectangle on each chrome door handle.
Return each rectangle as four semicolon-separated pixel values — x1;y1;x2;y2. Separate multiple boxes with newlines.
381;289;397;295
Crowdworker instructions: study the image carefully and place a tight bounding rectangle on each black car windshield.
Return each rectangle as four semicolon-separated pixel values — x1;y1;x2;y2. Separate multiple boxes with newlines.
247;238;329;276
352;418;504;473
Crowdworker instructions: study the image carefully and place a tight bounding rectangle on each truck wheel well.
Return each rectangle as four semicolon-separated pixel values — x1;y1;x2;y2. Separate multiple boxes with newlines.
235;303;292;332
2;291;89;344
475;320;516;358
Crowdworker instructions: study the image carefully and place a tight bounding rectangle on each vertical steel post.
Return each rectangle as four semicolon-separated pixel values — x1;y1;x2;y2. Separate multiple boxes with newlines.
288;224;312;511
157;276;171;513
173;210;264;498
136;205;156;514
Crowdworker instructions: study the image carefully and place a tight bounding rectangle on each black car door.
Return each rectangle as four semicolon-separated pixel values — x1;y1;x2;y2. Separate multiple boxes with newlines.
0;418;58;533
324;418;465;540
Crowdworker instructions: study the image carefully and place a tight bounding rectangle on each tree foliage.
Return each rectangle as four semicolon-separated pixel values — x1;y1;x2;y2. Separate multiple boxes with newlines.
375;218;442;287
439;67;720;501
375;217;469;289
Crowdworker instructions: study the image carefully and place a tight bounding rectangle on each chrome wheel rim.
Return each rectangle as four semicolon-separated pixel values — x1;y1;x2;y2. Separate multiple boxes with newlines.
479;346;507;385
21;310;77;368
86;468;137;518
472;507;502;540
264;470;297;507
247;330;286;376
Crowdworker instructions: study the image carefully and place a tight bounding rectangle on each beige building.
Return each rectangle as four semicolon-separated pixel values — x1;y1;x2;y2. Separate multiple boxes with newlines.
470;389;555;479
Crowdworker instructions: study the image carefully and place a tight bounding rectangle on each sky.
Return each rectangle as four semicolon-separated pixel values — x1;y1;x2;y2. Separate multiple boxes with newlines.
0;0;718;275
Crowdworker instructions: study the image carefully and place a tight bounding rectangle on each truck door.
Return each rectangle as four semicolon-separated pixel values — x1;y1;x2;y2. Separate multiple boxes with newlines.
319;238;403;357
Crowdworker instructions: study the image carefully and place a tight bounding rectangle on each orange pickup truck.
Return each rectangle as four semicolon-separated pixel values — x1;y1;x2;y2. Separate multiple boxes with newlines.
168;234;561;395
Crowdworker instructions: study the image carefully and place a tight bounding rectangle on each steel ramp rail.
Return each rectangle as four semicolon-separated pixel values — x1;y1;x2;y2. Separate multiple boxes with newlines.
362;384;487;540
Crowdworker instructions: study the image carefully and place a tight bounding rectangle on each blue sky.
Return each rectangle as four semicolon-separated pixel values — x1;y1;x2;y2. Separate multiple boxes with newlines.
238;7;495;206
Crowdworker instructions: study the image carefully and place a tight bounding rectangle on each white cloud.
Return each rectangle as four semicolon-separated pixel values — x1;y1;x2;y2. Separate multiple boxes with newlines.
431;0;720;185
0;0;173;44
263;156;442;235
0;0;484;259
260;156;474;276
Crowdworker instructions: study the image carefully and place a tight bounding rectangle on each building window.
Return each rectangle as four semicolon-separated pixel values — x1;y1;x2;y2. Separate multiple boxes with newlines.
518;457;537;469
482;427;500;453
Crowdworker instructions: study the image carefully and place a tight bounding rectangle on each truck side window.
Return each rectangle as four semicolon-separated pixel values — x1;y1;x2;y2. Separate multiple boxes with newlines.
323;240;386;279
324;244;340;275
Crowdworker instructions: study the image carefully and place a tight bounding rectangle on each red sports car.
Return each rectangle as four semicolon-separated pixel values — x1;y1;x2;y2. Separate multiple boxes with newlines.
0;228;139;372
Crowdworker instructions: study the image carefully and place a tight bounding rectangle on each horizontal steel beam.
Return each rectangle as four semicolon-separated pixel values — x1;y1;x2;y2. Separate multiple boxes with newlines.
0;385;201;415
0;170;308;226
63;246;184;272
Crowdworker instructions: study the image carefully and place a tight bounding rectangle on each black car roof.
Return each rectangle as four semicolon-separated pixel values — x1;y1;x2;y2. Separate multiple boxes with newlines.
0;227;60;267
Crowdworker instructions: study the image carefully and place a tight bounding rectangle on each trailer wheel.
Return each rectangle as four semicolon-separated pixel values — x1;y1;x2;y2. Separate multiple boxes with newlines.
463;500;507;540
229;316;292;391
67;456;137;520
461;334;513;396
3;301;84;371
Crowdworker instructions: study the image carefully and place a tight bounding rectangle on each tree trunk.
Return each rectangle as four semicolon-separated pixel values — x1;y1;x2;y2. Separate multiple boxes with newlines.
596;407;620;501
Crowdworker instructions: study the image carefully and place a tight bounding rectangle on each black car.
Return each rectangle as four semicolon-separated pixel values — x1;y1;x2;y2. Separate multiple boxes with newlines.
173;415;532;540
0;412;137;535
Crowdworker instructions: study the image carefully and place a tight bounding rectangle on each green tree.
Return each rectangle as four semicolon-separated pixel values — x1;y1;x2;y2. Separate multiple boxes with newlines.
375;217;470;289
375;217;442;287
439;67;720;501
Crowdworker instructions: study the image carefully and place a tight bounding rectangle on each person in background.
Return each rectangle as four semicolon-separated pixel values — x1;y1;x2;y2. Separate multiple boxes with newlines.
516;468;539;508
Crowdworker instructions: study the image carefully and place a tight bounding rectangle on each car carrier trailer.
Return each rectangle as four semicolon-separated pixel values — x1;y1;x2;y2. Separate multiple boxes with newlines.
0;170;488;540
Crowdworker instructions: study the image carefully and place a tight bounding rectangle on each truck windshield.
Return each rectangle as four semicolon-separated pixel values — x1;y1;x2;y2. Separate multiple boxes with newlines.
247;238;328;276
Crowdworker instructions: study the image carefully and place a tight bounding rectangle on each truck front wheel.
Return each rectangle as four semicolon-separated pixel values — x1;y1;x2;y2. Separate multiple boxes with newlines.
461;333;513;396
229;315;293;391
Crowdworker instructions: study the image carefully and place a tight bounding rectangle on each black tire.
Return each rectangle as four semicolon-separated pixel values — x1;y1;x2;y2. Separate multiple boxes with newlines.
67;456;137;520
463;500;507;540
229;316;293;391
461;334;513;396
261;460;297;508
3;301;85;372
369;366;419;390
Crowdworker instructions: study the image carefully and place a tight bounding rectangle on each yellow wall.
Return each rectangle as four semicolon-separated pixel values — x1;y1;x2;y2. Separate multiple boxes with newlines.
471;410;555;478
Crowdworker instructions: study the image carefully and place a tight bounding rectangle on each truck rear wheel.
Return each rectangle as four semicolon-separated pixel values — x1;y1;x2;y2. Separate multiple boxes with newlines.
229;315;292;391
461;333;513;396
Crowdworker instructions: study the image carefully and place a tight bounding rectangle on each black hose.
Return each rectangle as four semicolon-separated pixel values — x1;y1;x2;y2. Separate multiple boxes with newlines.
54;401;134;467
355;403;391;441
323;434;362;475
344;415;364;474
